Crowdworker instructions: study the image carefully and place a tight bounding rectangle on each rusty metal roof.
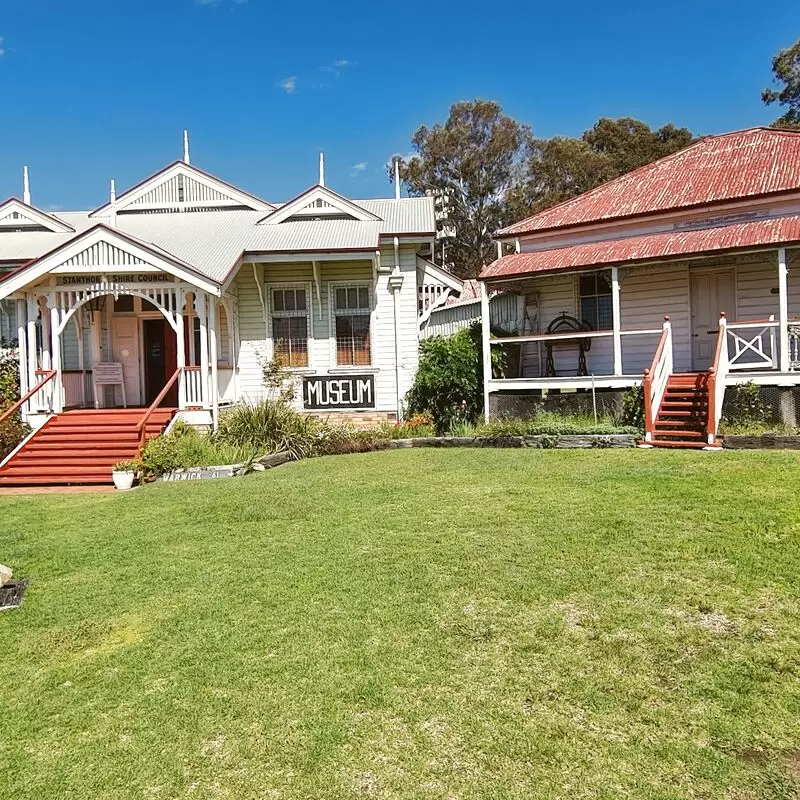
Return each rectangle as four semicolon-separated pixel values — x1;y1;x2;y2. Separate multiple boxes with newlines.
499;128;800;237
481;214;800;280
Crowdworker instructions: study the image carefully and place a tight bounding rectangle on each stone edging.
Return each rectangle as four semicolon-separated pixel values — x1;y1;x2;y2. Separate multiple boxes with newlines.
388;434;637;449
722;434;800;450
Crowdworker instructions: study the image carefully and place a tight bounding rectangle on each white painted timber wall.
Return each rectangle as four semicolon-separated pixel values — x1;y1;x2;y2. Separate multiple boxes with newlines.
232;244;419;415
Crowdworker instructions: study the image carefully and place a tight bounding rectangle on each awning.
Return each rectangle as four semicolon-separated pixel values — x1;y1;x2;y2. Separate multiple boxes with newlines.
480;214;800;281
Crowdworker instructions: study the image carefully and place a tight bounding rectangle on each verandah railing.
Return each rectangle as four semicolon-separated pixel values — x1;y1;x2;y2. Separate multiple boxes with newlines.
707;313;729;446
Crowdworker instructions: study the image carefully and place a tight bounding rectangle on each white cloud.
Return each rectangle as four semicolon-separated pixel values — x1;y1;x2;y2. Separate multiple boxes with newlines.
350;162;368;177
0;37;5;57
278;76;298;95
319;59;353;79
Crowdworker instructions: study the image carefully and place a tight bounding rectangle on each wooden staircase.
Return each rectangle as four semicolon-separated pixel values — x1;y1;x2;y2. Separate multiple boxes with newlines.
0;408;175;487
650;373;711;449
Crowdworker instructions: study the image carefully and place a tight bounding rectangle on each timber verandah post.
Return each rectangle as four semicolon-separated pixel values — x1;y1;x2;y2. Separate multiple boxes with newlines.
778;247;790;373
480;279;492;423
611;266;622;376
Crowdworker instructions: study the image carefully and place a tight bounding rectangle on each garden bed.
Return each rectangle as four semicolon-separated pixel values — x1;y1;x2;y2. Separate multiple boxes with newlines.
389;434;636;449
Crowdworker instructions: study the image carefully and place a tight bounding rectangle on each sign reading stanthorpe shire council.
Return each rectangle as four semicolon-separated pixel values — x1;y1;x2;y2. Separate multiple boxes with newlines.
303;375;375;410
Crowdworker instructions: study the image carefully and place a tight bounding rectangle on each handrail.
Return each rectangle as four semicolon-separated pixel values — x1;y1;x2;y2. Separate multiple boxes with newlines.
643;316;672;442
707;313;728;445
0;370;56;426
136;367;181;450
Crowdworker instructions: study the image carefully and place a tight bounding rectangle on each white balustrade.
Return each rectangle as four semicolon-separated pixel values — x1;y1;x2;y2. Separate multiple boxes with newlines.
182;367;205;407
726;316;778;370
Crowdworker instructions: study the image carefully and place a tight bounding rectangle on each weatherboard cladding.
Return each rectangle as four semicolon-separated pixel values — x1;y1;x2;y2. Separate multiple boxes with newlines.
499;128;800;237
480;214;800;280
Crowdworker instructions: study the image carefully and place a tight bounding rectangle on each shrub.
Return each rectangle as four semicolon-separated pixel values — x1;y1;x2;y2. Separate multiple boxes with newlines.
313;425;390;456
384;412;436;439
140;422;252;477
215;399;322;461
621;385;645;429
723;381;770;428
0;346;30;460
406;323;506;435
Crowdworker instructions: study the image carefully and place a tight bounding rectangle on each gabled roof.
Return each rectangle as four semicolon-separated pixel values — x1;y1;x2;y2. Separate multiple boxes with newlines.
0;198;75;233
0;224;222;300
481;214;800;280
90;161;275;217
499;127;800;237
258;184;382;225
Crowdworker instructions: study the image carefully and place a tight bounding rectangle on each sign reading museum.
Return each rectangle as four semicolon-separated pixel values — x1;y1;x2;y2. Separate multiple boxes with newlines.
303;375;375;410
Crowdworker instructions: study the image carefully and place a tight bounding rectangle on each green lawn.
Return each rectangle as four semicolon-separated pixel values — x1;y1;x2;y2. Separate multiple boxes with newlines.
2;449;800;799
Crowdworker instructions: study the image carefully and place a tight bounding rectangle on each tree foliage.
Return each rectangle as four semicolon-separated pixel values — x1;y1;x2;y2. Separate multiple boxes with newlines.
507;117;694;219
395;100;530;279
396;103;695;277
763;38;800;129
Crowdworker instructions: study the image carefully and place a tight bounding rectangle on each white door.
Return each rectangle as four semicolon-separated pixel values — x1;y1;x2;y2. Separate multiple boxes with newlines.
690;269;735;370
111;317;141;405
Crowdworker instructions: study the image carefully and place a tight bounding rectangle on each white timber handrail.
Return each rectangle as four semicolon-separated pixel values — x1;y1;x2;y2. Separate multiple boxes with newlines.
726;315;778;371
707;313;729;445
642;317;673;443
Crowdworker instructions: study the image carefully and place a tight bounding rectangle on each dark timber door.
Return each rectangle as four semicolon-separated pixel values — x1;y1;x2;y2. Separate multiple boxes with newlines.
143;319;178;407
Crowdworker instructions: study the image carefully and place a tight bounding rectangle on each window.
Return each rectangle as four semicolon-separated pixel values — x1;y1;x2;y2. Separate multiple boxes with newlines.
579;271;612;330
333;285;371;366
271;287;309;367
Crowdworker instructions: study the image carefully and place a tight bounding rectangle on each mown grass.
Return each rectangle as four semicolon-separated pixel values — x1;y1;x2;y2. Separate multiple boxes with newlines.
2;449;800;799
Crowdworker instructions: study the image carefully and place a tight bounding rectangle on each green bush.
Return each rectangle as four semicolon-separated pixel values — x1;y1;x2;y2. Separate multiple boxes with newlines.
140;422;253;477
723;381;770;428
215;399;322;461
406;323;506;435
0;346;30;460
622;385;645;429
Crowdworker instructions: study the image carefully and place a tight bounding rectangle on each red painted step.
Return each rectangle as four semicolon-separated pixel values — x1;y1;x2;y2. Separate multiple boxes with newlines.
0;408;176;487
649;372;711;449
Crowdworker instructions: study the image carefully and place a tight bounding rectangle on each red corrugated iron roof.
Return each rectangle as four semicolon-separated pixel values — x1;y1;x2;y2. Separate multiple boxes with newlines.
499;128;800;237
480;214;800;280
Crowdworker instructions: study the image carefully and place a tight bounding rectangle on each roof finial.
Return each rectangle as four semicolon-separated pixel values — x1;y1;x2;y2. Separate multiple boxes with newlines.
110;178;116;205
23;165;31;206
109;178;117;229
319;152;325;187
183;129;191;165
394;158;401;201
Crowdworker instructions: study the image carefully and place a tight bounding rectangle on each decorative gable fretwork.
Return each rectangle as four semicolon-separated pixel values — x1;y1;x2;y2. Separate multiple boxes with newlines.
90;162;274;217
258;185;382;225
0;199;74;233
53;240;147;271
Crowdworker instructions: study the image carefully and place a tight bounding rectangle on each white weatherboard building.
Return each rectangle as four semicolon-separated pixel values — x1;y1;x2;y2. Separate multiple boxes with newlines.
0;144;463;430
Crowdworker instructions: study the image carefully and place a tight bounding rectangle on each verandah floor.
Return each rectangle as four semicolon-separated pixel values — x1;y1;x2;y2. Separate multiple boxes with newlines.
2;448;800;799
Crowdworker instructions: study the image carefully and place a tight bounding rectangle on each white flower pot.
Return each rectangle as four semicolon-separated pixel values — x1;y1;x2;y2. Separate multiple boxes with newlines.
112;470;135;491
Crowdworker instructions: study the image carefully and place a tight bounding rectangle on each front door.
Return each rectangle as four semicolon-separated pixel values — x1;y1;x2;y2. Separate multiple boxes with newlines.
143;318;178;407
690;269;735;370
111;316;141;405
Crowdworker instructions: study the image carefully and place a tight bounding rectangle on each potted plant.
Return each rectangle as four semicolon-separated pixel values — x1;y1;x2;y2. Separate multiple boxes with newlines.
112;460;139;491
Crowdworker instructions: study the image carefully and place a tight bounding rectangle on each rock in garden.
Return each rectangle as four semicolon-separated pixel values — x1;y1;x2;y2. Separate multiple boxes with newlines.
0;564;12;587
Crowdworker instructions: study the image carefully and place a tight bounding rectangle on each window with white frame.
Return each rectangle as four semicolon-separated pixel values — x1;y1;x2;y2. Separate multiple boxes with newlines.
270;287;310;367
578;271;612;330
333;285;371;366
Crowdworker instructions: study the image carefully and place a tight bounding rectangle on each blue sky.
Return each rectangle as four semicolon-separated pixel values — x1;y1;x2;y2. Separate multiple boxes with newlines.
1;0;798;211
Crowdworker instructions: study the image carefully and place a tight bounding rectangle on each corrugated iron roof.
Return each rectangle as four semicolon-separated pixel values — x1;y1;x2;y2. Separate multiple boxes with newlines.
499;128;800;237
0;195;435;283
481;214;800;280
